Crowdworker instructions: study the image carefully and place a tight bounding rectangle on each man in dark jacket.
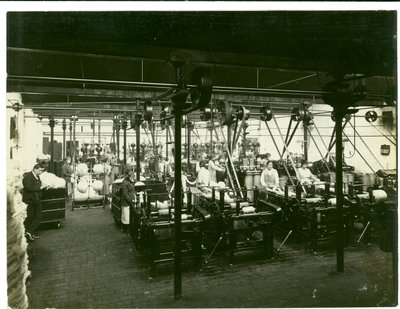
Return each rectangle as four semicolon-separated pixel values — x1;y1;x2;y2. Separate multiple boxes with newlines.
22;164;45;241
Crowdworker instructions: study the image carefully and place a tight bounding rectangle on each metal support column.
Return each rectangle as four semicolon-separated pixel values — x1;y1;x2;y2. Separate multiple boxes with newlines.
166;123;169;160
98;119;101;144
48;115;56;173
135;122;141;181
62;119;66;159
69;120;72;157
171;63;187;300
116;118;120;162
112;115;116;154
122;118;128;165
173;111;183;299
303;121;308;162
187;121;191;170
334;108;345;273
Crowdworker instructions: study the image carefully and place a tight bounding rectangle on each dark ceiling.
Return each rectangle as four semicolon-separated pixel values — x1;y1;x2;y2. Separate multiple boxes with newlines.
6;11;397;119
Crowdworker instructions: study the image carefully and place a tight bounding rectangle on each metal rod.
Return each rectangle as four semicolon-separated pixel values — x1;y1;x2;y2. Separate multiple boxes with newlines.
92;118;95;144
303;121;308;162
112;118;116;155
325;120;349;159
69;120;72;157
174;112;182;300
313;123;330;152
348;121;385;170
136;123;141;181
263;121;295;186
98;119;101;143
369;122;397;146
281;121;300;158
49;116;55;172
283;118;293;155
62;119;66;159
267;73;318;89
166;122;169;160
334;108;345;273
357;221;370;243
272;116;304;189
227;124;232;153
277;230;292;252
123;120;127;165
307;127;331;173
187;122;191;170
342;131;375;173
9;74;387;99
116;120;120;162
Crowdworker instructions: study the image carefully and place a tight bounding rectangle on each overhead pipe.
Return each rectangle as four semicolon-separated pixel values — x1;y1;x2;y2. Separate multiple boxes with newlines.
8;74;387;100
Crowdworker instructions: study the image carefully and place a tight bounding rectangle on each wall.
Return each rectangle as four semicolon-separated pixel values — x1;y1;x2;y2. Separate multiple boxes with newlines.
7;93;44;173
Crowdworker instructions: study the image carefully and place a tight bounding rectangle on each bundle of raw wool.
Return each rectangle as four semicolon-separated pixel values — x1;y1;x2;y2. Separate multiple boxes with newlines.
75;163;89;177
39;172;66;189
7;163;30;309
92;164;105;175
92;180;104;192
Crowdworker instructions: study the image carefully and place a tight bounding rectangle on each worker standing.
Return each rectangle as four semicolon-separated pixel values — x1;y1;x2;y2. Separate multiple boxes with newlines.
120;168;135;233
61;156;73;199
196;160;211;188
208;154;225;183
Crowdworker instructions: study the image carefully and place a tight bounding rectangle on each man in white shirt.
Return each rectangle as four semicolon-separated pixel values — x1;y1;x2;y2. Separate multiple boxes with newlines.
260;161;280;190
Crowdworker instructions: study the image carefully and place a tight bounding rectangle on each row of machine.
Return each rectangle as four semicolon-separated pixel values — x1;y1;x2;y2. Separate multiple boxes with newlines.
110;166;396;276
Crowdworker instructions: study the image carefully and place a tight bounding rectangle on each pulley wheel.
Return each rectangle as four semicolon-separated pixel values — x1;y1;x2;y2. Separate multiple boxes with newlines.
144;101;153;122
190;67;213;108
365;110;378;123
236;106;250;121
217;100;234;125
260;106;273;121
304;111;314;126
291;107;305;122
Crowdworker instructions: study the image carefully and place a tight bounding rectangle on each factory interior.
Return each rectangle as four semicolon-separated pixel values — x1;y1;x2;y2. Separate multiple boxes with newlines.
5;10;398;308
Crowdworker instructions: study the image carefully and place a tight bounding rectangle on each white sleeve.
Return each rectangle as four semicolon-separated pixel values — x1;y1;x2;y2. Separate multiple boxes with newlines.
274;170;280;186
260;170;267;187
